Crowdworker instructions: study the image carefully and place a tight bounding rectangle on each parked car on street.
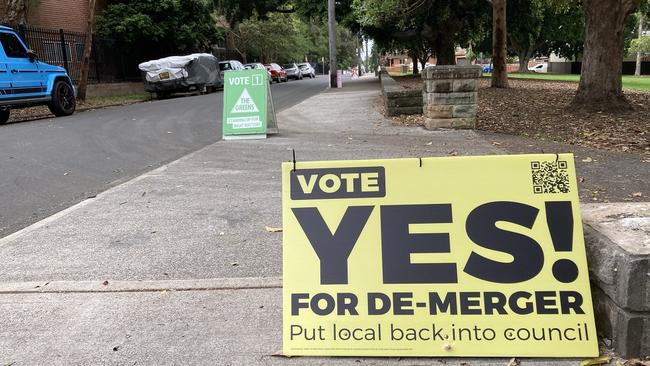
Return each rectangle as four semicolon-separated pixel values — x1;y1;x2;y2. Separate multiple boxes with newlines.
528;63;548;73
264;63;287;83
244;62;272;83
297;63;316;79
139;53;221;98
0;25;76;124
283;63;303;80
482;64;493;73
219;60;245;80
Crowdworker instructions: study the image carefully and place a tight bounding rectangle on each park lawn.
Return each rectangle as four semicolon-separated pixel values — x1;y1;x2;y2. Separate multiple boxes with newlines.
485;72;650;92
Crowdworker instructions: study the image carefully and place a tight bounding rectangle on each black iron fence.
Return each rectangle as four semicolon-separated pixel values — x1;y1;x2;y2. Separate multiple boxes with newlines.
2;24;140;84
2;24;253;84
91;37;142;83
13;24;87;84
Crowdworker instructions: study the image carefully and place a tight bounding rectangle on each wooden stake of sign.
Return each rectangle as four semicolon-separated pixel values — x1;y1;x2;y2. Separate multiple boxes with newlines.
267;82;279;135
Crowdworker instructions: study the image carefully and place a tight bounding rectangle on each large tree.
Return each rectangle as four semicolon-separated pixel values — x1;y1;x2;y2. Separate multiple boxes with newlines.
354;0;488;66
631;0;650;75
572;0;642;111
507;0;584;73
96;0;221;61
213;0;294;50
1;0;29;24
490;0;508;87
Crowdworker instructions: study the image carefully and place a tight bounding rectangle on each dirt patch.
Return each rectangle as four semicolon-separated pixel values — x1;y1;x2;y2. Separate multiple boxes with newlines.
6;94;152;124
392;75;422;90
390;77;650;154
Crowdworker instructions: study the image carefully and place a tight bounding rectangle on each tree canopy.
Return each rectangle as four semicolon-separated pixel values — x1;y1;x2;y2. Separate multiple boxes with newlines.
354;0;489;65
96;0;221;59
630;35;650;53
218;12;357;66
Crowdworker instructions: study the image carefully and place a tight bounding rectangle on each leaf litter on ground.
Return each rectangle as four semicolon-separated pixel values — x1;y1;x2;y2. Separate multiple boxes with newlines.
389;77;650;154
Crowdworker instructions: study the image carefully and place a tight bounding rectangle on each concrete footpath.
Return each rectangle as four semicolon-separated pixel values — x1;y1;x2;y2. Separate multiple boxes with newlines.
0;76;606;365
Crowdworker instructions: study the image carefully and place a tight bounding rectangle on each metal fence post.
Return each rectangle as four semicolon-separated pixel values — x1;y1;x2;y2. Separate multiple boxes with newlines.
17;24;26;41
59;29;69;74
92;38;100;83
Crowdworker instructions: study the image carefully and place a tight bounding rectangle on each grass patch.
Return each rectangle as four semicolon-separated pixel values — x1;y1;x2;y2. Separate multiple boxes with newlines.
85;93;151;104
484;72;650;92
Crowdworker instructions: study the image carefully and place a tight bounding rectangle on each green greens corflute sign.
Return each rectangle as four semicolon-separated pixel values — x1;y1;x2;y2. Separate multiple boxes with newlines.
222;69;268;139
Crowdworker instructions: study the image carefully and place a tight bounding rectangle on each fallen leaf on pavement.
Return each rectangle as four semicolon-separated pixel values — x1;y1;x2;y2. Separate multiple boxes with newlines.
632;192;643;197
507;357;520;366
102;281;109;286
160;290;168;295
582;157;594;163
265;226;283;233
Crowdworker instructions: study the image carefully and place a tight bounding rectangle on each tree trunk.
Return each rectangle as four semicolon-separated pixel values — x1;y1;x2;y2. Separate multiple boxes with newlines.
572;0;640;112
420;58;427;71
2;0;29;24
76;0;97;102
635;13;644;76
491;0;509;88
517;45;535;73
225;29;237;50
435;34;456;65
518;51;529;73
357;32;363;76
412;53;419;75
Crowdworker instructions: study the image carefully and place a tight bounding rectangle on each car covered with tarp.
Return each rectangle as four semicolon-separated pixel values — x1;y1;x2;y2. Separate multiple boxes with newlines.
138;53;220;98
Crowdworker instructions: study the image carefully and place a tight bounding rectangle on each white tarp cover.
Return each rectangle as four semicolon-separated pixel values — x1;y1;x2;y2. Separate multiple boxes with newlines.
143;68;188;82
138;53;214;83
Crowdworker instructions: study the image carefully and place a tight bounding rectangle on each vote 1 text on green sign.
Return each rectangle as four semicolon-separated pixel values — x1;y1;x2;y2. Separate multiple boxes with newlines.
222;69;268;139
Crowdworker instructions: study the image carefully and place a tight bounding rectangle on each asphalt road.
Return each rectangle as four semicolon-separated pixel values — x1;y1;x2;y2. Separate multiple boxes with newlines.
0;76;328;238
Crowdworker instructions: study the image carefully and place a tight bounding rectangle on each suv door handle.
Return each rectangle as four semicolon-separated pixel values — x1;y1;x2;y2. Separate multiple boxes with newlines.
10;69;18;73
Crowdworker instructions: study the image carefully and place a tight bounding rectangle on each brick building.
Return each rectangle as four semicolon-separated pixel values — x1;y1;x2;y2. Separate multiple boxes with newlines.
0;0;106;33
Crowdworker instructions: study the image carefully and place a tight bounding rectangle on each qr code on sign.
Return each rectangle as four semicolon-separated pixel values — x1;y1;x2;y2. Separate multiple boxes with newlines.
531;160;570;194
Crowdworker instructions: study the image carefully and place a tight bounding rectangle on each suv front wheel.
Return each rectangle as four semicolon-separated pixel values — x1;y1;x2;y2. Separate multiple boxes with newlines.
48;80;76;117
0;109;9;125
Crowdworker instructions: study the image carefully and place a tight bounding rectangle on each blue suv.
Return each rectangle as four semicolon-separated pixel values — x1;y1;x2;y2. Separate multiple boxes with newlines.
0;25;76;124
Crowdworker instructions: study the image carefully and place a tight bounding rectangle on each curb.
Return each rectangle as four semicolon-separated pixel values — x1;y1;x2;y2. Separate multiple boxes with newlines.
0;276;282;294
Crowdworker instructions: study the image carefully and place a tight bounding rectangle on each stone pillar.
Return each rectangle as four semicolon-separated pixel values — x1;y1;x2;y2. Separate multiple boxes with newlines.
582;203;650;358
422;65;482;129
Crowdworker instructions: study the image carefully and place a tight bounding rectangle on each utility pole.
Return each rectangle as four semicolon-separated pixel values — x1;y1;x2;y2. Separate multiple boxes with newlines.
635;13;644;76
327;0;337;88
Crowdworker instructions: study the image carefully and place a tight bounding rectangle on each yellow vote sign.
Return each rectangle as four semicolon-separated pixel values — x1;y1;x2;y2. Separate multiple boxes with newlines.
282;154;598;357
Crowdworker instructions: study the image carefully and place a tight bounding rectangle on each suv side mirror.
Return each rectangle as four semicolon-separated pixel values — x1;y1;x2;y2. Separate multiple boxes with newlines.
27;49;37;62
